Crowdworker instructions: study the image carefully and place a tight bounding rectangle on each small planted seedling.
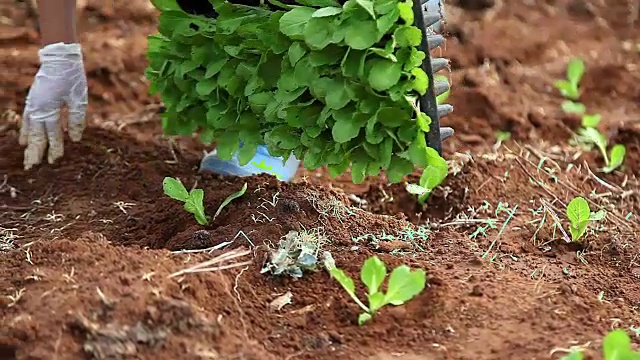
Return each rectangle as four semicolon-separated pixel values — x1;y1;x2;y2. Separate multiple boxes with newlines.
581;113;601;128
566;196;605;242
603;144;627;174
324;253;426;325
163;177;208;225
561;100;586;115
554;57;585;100
213;182;247;221
577;127;626;173
560;329;640;360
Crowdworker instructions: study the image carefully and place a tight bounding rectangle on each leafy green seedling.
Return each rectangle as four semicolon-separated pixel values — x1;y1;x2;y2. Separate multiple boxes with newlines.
554;57;585;100
163;177;208;225
566;196;605;242
602;144;626;174
581;113;601;127
213;182;247;220
324;254;426;325
405;147;449;204
560;329;640;360
561;100;586;115
577;128;626;173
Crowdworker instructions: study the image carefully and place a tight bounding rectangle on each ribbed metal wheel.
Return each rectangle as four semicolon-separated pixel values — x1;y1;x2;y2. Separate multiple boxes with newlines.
417;0;454;155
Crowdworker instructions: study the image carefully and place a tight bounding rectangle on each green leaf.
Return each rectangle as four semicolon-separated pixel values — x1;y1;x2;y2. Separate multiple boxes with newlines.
312;6;343;17
393;25;422;47
376;6;399;34
367;59;402;91
341;49;367;78
376;107;411;127
213;182;247;220
343;18;379;50
567;197;590;226
367;291;386;313
416;113;431;132
279;7;316;38
361;256;387;297
566;57;585;86
163;177;189;202
288;42;308;67
325;78;351;109
554;79;579;100
581;113;601;128
204;57;228;78
603;144;626;174
408;131;428;167
304;17;334;50
195;78;217;97
420;149;448;190
354;0;376;19
397;2;413;24
577;127;608;163
387;156;414;183
603;330;633;360
383;265;426;305
332;113;366;143
151;0;181;11
238;143;259;166
185;188;208;225
411;68;429;95
329;267;356;296
561;100;586;115
405;48;426;70
569;221;589;242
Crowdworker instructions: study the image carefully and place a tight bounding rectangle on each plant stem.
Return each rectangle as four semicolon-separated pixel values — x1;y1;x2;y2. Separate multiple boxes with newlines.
347;292;370;314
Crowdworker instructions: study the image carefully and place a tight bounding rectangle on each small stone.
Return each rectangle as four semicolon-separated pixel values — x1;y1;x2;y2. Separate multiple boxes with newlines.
470;284;483;297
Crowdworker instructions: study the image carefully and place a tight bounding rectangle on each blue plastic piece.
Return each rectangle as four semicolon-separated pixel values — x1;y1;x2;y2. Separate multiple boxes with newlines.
200;144;301;182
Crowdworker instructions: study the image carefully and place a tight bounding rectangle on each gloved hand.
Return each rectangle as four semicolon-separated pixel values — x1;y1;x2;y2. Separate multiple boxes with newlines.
20;42;88;170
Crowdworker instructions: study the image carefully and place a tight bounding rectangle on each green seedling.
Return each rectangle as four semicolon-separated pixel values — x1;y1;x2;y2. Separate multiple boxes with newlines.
324;253;426;325
495;130;511;142
162;177;208;225
581;113;601;127
213;182;247;220
554;57;585;100
603;144;627;174
405;146;449;204
577;127;626;173
561;100;586;115
566;196;605;242
560;329;640;360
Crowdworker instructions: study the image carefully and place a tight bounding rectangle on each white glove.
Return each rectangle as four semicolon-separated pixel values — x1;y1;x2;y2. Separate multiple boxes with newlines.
20;42;88;170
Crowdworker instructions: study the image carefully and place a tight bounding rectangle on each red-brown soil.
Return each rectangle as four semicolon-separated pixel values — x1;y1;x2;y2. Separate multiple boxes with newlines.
1;0;639;359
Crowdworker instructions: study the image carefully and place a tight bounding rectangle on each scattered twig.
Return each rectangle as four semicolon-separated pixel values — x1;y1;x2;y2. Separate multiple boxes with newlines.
169;248;252;278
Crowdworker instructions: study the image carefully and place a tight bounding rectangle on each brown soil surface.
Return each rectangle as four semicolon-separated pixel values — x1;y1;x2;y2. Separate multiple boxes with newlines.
1;0;639;359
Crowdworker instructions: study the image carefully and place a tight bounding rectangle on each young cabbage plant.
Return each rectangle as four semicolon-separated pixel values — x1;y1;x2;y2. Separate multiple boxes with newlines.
566;196;605;242
163;177;208;225
577;127;626;173
324;253;426;325
554;57;584;100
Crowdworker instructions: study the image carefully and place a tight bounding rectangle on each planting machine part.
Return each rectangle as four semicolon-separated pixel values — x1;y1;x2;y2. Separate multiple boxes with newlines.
417;0;453;155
